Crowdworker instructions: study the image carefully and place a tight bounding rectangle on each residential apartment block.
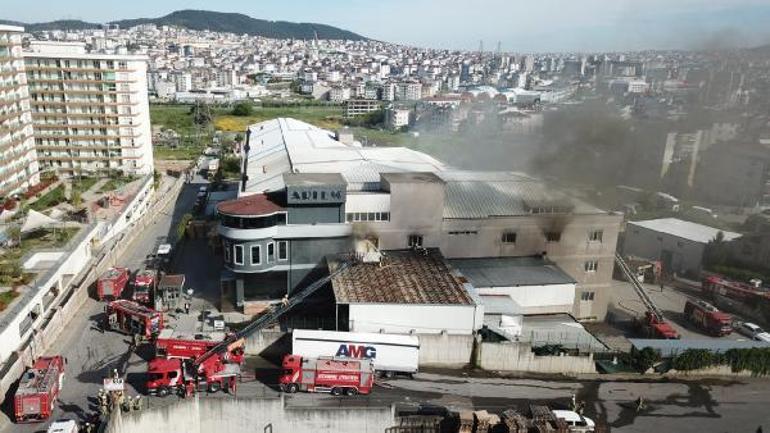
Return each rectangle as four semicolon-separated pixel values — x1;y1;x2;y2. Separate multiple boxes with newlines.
24;41;153;176
0;25;39;198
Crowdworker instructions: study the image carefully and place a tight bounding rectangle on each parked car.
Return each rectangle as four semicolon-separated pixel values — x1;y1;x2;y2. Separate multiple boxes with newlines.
552;410;596;433
736;322;770;342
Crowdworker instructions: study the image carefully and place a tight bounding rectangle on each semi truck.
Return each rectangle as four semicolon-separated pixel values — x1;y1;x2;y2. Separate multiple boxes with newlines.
292;329;419;377
96;267;130;301
279;354;374;396
13;356;65;423
132;269;156;304
105;300;164;340
684;299;733;336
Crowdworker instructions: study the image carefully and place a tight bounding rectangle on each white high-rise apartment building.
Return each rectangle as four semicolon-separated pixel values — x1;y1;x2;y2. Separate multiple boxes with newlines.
24;41;153;176
0;25;39;198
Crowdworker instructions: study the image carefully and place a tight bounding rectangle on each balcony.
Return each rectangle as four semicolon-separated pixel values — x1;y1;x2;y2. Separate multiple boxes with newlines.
24;65;136;74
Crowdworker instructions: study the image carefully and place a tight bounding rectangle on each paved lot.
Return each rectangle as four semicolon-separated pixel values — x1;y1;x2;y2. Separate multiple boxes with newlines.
609;279;750;341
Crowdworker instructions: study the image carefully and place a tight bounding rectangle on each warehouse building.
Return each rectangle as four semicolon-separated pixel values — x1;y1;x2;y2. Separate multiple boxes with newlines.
622;218;741;277
217;118;622;320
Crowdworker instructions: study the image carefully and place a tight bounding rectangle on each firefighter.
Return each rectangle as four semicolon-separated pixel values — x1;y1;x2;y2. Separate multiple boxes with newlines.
133;395;142;411
133;333;142;348
121;395;132;412
113;368;120;380
281;294;289;308
184;302;191;315
635;396;646;412
97;389;107;407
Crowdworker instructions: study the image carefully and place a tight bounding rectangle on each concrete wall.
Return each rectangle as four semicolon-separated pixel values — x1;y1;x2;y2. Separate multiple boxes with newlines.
348;304;480;335
101;175;154;243
418;333;474;367
107;396;395;433
478;342;596;374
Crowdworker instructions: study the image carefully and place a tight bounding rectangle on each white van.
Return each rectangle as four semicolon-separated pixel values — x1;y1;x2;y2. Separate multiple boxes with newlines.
48;420;78;433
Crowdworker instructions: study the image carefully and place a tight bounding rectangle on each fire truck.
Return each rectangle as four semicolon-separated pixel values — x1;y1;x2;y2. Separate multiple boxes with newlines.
155;329;245;362
279;355;374;396
97;267;130;301
13;355;65;423
615;254;680;339
104;300;164;340
702;275;766;303
132;269;156;304
684;299;733;336
145;260;355;398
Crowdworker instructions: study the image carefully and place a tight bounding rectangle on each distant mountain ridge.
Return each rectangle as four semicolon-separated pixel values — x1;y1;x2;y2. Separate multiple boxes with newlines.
0;9;367;40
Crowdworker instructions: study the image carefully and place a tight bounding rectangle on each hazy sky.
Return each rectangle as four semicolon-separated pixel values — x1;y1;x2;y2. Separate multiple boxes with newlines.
3;0;770;52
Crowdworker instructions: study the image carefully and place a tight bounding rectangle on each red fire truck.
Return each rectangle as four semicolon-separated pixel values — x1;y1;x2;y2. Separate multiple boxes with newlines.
684;299;733;336
279;355;374;396
13;356;65;423
132;270;156;304
146;338;245;397
702;275;767;303
104;300;164;340
154;329;245;363
144;258;356;398
97;267;130;301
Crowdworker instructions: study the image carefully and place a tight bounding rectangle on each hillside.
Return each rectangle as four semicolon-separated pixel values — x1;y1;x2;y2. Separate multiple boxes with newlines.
0;9;366;40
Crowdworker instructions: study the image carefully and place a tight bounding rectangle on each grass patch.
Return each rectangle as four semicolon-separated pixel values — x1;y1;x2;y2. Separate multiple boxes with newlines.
29;185;66;211
0;289;19;311
99;175;138;192
213;106;344;132
70;176;98;195
154;145;206;161
151;104;198;136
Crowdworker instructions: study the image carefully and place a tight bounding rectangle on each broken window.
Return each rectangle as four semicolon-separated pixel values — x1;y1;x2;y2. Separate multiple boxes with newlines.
408;235;423;248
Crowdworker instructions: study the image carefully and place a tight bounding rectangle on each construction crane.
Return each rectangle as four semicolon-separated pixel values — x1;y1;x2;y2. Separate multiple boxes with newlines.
193;259;354;368
614;253;679;339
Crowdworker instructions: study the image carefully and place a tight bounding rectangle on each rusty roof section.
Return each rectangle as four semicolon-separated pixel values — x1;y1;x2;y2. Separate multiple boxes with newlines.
216;193;285;217
328;249;473;305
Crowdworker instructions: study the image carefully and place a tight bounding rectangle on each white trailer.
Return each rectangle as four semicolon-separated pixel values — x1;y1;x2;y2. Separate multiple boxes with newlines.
292;329;419;376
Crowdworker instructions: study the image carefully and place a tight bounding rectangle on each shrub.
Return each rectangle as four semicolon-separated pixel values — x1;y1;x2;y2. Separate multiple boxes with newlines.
231;101;255;117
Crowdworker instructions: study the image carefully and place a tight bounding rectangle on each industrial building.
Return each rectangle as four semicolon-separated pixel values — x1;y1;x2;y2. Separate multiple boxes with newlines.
0;25;40;198
217;118;622;322
622;218;741;276
24;41;154;176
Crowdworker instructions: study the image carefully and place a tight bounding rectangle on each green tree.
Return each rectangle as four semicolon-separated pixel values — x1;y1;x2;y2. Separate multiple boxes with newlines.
190;102;212;127
70;191;82;207
231;101;255;117
703;230;729;269
176;213;193;242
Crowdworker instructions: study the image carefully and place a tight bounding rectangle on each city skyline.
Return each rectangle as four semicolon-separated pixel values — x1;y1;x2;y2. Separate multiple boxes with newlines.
2;0;770;52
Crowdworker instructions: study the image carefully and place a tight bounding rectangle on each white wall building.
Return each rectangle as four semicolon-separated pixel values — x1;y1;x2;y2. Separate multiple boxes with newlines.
24;41;154;175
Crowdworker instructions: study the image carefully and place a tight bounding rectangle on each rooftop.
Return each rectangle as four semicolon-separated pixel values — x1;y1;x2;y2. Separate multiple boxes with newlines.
243;118;446;194
283;172;346;187
628;218;741;244
450;256;576;288
217;193;285;217
328;249;474;306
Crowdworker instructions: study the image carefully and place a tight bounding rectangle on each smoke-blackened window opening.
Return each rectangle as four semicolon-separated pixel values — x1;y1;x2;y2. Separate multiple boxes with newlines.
408;234;424;248
501;232;517;243
588;230;603;242
545;232;561;242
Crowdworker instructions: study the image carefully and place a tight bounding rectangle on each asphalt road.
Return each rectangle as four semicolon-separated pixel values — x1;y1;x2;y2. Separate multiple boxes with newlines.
1;175;200;433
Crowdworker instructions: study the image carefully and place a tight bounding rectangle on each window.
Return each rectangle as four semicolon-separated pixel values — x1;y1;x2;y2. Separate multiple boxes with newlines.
588;230;603;242
346;212;390;222
267;242;275;263
408;235;423;248
584;260;599;272
501;232;517;243
545;232;561;242
278;241;288;261
223;242;231;262
250;245;261;265
233;245;244;265
581;291;595;301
